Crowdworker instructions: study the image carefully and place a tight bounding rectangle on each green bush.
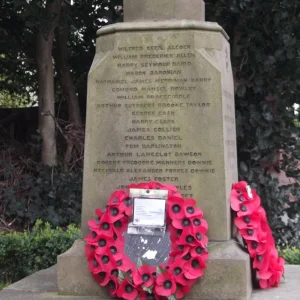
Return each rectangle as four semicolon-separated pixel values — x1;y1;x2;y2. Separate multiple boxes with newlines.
0;220;80;282
279;247;300;265
1;163;82;228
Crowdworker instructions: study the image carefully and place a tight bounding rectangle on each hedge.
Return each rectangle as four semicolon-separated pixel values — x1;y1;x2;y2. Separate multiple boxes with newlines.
279;246;300;265
0;220;80;282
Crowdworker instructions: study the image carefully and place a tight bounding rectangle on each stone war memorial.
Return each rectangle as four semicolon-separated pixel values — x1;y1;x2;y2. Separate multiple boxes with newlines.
57;0;252;299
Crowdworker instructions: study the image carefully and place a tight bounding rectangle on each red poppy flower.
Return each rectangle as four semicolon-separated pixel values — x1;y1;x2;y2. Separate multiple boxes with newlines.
113;217;129;236
245;224;274;257
190;246;209;263
253;250;274;271
191;216;208;231
116;254;136;273
177;229;199;247
88;219;100;231
155;273;177;297
107;276;119;296
230;190;261;217
176;283;191;299
237;196;261;218
172;215;208;233
106;205;125;223
230;189;250;211
93;234;114;255
232;181;248;192
97;213;115;237
246;240;269;258
183;199;203;218
169;245;190;261
110;195;133;217
108;238;124;256
238;227;260;241
108;190;133;217
169;224;183;243
168;261;187;285
93;252;116;274
87;208;103;230
138;291;159;300
84;244;96;260
117;279;138;300
84;230;99;244
184;257;206;279
133;265;156;287
167;197;185;220
234;211;262;229
192;227;209;248
258;256;285;288
89;256;104;274
108;190;128;208
92;272;110;287
177;228;208;248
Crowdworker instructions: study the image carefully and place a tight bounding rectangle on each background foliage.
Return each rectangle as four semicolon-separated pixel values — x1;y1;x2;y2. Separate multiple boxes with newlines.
278;246;300;265
206;0;300;247
0;220;80;282
0;157;82;228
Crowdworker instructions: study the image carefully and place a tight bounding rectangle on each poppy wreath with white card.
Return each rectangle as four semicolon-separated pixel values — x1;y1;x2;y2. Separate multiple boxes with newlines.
85;181;209;300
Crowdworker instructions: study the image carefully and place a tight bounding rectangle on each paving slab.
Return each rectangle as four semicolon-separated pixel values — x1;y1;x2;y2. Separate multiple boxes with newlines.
0;265;299;300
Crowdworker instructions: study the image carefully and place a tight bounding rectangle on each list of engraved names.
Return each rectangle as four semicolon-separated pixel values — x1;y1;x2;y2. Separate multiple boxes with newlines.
92;41;222;198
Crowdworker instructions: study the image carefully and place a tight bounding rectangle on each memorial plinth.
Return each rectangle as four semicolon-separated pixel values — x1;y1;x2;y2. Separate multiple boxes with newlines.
57;1;252;299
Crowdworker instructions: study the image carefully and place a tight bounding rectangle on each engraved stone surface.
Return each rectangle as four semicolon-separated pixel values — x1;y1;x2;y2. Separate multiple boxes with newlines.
82;26;237;241
124;0;205;22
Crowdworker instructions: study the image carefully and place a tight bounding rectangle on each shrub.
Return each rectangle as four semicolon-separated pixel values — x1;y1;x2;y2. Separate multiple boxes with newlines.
0;220;80;282
279;247;300;265
0;159;82;228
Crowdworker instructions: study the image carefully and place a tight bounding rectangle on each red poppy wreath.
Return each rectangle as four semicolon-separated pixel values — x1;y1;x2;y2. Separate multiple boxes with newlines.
85;181;209;300
230;181;285;289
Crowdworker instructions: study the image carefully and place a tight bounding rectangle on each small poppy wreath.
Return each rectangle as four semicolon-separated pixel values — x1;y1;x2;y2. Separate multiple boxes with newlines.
230;181;285;289
85;181;209;300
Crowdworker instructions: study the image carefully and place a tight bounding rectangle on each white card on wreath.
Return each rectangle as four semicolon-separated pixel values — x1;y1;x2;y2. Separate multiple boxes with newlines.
133;198;166;227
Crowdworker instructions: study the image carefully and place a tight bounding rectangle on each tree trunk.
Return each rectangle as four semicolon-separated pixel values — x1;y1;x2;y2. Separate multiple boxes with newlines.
55;4;82;126
36;0;61;166
54;3;83;170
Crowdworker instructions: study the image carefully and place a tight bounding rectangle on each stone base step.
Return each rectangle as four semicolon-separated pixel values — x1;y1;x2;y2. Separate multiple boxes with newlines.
0;264;299;300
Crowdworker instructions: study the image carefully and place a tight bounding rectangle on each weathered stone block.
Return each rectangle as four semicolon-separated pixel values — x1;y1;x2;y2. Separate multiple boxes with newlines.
124;0;205;22
189;240;252;300
57;240;105;297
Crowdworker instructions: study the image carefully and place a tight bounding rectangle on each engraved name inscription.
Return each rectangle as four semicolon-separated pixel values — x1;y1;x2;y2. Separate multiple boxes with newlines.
90;38;234;198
